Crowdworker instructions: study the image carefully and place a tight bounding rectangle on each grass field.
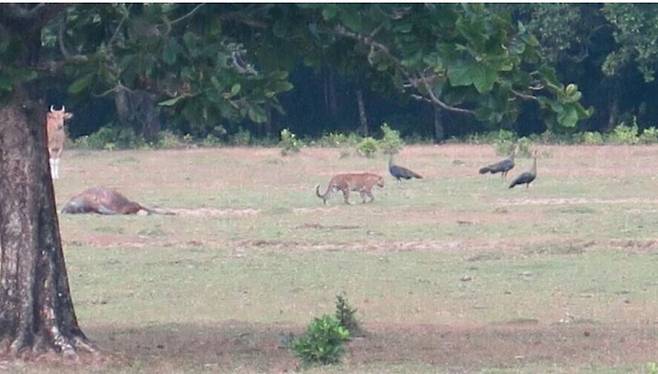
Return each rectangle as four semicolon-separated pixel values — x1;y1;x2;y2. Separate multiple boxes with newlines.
8;145;658;373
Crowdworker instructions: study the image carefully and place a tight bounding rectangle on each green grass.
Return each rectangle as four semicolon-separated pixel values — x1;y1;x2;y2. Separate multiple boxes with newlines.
15;145;658;373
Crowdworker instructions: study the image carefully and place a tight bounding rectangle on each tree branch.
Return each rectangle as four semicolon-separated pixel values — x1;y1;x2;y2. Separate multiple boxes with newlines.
419;75;476;115
170;3;205;26
333;24;474;115
511;89;539;101
58;18;89;63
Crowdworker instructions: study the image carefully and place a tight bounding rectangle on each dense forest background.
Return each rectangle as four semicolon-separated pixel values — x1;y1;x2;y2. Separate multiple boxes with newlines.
25;4;658;144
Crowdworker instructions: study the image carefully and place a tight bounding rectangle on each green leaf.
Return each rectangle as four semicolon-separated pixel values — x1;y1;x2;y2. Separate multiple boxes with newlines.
339;8;363;31
230;83;241;96
557;105;579;127
0;73;13;92
321;5;338;20
68;74;94;95
270;81;294;93
158;95;187;107
248;106;267;123
447;61;497;93
162;39;180;66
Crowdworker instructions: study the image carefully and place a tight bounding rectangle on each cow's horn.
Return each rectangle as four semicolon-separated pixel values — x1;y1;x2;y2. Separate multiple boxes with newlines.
50;105;55;112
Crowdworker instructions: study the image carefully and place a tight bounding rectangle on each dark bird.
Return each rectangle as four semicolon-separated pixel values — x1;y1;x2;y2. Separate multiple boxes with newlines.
509;151;538;189
479;146;516;180
388;156;423;181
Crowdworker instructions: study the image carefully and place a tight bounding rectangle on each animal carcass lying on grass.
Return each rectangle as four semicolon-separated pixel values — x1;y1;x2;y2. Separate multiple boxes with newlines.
61;187;174;215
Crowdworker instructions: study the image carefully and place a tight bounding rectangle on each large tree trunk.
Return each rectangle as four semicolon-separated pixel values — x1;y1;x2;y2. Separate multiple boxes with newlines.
0;90;96;360
356;89;369;136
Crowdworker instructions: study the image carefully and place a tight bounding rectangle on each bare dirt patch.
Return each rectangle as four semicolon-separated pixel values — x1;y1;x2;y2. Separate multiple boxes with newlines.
497;197;658;206
83;320;657;372
168;207;260;217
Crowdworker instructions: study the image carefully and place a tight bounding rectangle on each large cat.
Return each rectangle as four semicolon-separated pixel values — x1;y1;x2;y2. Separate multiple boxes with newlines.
315;173;384;205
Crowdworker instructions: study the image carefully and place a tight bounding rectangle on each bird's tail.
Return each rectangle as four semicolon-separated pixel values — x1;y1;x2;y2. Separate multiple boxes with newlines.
479;167;491;174
411;171;423;179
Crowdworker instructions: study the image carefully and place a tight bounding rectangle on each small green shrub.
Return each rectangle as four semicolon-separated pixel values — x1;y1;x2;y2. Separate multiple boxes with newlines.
492;129;518;156
291;314;350;366
85;126;119;149
356;137;378;158
608;119;639;144
580;131;604;145
494;137;533;157
79;126;145;150
639;127;658;144
231;127;252;146
378;123;404;155
335;293;362;337
157;130;187;149
279;128;302;155
318;132;353;147
202;134;222;147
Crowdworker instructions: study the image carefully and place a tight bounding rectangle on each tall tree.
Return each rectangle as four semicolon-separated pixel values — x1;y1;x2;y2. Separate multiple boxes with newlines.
0;3;298;360
0;4;96;359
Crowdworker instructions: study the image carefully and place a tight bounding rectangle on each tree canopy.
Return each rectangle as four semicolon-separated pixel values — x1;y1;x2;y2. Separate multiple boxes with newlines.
7;4;658;142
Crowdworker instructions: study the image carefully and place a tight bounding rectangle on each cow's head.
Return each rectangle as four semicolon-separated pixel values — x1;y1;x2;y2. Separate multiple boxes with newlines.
47;105;74;130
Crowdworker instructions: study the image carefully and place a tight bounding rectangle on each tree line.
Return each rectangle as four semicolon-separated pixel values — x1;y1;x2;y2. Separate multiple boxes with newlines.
20;3;653;144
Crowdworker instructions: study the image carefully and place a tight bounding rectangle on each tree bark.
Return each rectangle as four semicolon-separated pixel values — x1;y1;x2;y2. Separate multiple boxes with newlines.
0;90;97;360
115;88;161;142
356;89;368;136
433;106;444;143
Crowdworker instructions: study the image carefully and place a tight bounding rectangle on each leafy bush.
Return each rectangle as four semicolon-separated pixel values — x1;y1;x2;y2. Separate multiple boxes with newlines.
156;130;188;149
291;315;350;366
494;136;533;157
318;132;350;147
378;123;404;155
530;130;576;145
639;127;658;144
580;131;604;145
608;120;639;145
230;127;252;146
356;137;378;158
279;128;302;155
202;134;222;147
75;126;145;150
335;293;362;337
492;129;519;156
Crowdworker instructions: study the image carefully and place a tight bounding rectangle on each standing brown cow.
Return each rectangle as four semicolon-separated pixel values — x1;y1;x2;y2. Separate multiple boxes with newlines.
46;105;73;179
